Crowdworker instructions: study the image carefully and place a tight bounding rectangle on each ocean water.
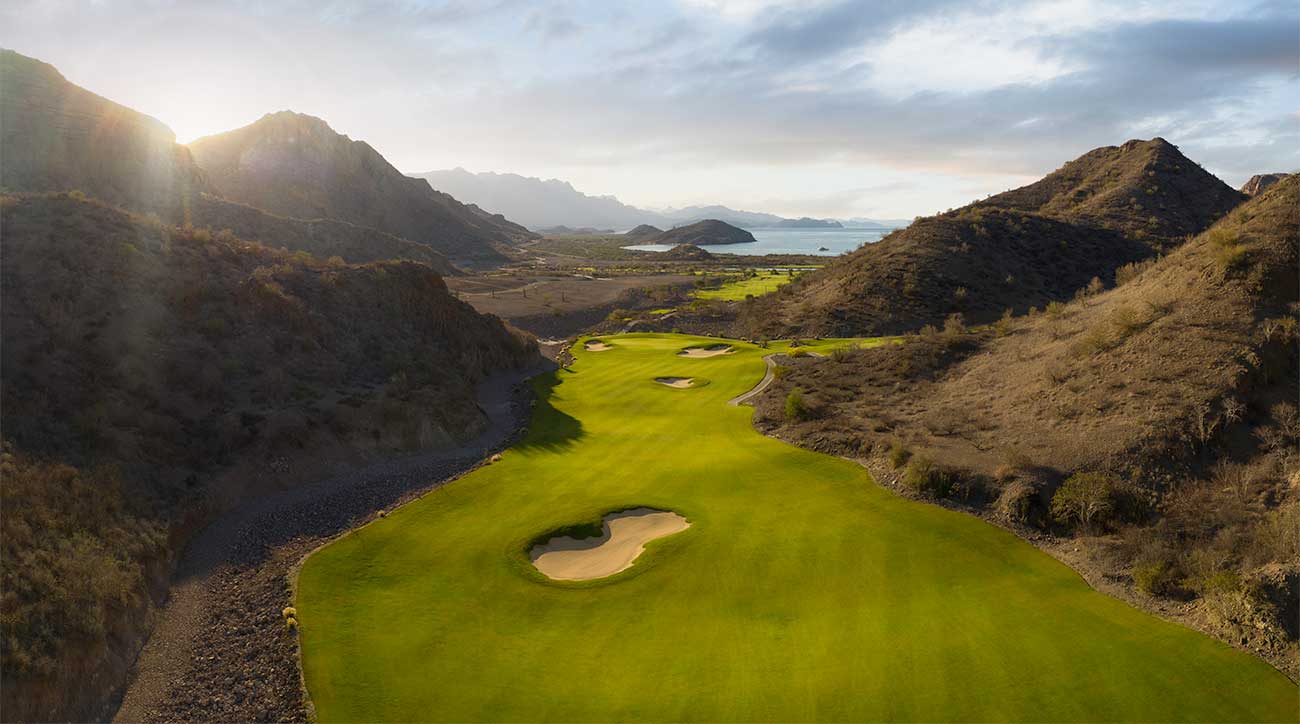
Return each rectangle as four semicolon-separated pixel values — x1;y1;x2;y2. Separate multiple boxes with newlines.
623;227;897;256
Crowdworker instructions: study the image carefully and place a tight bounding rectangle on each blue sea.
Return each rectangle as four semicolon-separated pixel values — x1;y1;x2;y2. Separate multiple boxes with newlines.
623;227;897;256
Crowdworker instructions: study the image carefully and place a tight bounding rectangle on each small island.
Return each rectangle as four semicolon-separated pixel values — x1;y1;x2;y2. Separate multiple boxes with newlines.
648;219;756;246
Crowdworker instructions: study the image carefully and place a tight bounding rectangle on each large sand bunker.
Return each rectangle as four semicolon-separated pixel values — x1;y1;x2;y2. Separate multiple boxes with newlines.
530;508;690;581
585;340;612;351
677;344;733;358
654;377;694;388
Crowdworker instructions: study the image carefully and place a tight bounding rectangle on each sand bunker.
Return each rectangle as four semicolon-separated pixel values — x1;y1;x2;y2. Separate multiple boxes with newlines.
585;340;612;351
677;344;733;358
530;508;690;581
654;377;694;388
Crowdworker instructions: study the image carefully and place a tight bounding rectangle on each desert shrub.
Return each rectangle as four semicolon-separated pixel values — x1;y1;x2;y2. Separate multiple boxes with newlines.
772;364;791;380
1051;471;1119;532
902;457;953;498
0;447;166;676
1206;226;1246;271
1085;276;1105;296
1251;499;1300;564
1070;325;1114;356
994;308;1014;337
784;389;810;421
1114;258;1157;286
942;313;965;339
1133;559;1178;596
888;440;911;469
789;348;809;358
282;606;297;619
830;345;858;362
1045;300;1067;318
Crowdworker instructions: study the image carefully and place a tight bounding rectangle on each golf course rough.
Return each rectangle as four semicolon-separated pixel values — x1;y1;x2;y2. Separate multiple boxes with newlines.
297;334;1299;723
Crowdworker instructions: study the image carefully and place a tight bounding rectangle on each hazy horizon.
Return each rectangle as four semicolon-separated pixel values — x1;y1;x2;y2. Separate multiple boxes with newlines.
5;0;1294;219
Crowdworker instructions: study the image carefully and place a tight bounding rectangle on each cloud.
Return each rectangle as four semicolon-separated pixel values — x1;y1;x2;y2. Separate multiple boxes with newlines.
1;0;1294;216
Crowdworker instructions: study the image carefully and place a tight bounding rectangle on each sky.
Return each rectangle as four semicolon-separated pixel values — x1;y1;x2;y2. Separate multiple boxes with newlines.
3;0;1295;219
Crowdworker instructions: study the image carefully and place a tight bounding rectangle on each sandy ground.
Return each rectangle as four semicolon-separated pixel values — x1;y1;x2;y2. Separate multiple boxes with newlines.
677;345;733;358
530;508;690;581
585;341;613;351
654;377;694;388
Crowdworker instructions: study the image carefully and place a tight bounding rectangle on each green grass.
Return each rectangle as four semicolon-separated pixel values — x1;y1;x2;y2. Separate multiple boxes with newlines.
297;334;1297;722
693;270;802;300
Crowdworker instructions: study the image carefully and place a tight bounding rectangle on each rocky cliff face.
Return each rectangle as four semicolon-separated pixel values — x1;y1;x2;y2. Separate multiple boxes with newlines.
188;111;528;265
0;49;205;216
1240;173;1288;197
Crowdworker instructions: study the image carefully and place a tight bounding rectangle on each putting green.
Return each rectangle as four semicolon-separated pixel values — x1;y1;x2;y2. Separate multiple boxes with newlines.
297;334;1297;722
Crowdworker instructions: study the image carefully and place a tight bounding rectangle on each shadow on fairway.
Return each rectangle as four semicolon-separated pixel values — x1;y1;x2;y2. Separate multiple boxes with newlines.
515;369;584;451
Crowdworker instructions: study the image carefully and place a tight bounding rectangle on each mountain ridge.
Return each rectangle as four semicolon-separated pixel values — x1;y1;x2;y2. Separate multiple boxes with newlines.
737;138;1246;338
413;167;901;231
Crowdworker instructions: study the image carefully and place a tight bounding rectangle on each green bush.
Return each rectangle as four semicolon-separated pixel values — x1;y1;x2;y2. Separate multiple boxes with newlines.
1133;560;1177;596
789;348;809;358
888;440;911;469
902;457;953;498
1051;472;1118;532
784;389;810;421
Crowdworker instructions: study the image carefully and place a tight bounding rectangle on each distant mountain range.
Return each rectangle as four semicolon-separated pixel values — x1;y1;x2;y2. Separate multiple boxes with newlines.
412;168;905;232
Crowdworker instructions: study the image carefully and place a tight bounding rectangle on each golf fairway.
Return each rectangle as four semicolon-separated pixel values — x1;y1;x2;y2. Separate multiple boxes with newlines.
297;334;1298;722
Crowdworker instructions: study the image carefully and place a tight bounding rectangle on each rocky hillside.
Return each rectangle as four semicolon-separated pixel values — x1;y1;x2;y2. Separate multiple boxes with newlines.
1241;173;1288;197
738;139;1245;337
757;177;1300;675
0;192;539;721
189;112;531;266
0;50;460;271
0;49;204;216
975;138;1245;239
650;219;756;246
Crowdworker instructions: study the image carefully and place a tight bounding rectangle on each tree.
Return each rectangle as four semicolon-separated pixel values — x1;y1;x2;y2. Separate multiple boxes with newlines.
1051;472;1118;532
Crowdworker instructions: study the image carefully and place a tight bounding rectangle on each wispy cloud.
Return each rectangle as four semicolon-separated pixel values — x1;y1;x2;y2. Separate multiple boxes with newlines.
1;0;1293;216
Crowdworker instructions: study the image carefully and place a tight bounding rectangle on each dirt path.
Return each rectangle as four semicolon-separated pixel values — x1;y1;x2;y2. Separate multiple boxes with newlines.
727;354;778;406
111;362;553;723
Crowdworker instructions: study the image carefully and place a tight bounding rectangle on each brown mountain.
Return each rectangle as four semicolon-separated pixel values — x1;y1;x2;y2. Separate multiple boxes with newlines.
756;176;1300;675
0;192;539;721
739;139;1246;337
0;49;204;216
975;138;1245;239
188;111;532;266
650;219;755;246
624;224;664;239
1241;173;1288;197
0;49;458;272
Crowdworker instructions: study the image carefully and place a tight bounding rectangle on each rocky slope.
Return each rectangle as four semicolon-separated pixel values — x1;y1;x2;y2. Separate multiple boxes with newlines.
0;193;539;722
756;177;1300;676
1;49;462;271
189;112;531;266
737;139;1246;337
1241;173;1289;197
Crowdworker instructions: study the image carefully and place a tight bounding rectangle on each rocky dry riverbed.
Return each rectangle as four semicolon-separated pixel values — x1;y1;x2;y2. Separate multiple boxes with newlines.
112;366;547;723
